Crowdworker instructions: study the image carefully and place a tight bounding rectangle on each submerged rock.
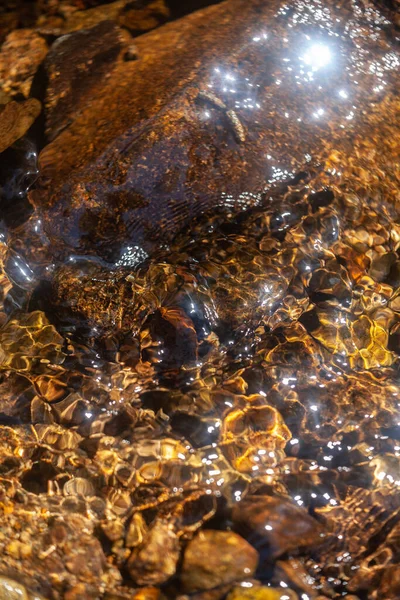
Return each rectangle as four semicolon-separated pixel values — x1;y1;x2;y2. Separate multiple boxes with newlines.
43;20;127;143
181;530;259;592
226;587;298;600
127;519;180;585
0;239;11;327
0;99;41;154
0;29;48;98
22;0;399;264
0;310;65;373
231;495;324;558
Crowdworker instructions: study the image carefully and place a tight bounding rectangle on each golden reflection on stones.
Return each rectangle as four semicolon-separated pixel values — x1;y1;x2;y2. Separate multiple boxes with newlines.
0;0;400;597
227;587;297;600
0;311;65;373
221;403;291;473
232;495;324;559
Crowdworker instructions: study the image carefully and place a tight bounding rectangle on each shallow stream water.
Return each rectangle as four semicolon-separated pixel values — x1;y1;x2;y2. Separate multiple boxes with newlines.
0;0;400;599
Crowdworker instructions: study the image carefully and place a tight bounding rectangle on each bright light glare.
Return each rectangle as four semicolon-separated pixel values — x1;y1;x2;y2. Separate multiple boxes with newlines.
302;44;332;71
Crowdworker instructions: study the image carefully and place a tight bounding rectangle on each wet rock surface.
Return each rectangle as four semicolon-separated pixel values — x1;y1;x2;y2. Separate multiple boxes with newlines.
232;495;324;558
43;20;127;142
20;0;397;265
181;530;259;592
0;0;400;599
127;519;180;585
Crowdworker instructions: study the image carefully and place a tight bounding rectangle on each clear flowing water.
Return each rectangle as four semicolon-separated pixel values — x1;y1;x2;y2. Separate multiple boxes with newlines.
0;1;400;599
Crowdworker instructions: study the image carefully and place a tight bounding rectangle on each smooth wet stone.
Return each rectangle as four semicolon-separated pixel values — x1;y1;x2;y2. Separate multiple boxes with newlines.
231;495;324;558
181;530;259;592
0;577;29;600
0;29;48;98
25;0;400;264
0;577;47;600
0;99;41;154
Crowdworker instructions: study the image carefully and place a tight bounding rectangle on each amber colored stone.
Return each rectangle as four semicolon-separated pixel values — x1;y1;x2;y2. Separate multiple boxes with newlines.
64;584;89;600
43;20;125;142
274;560;315;599
227;587;298;600
181;530;259;592
127;519;180;585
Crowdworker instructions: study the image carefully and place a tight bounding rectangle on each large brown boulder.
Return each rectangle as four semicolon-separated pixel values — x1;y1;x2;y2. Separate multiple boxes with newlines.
22;0;399;264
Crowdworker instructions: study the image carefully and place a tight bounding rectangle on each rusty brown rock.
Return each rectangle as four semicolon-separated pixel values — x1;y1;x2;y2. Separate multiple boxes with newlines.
0;495;122;597
0;12;19;45
127;519;180;585
64;584;89;600
43;20;126;143
181;530;259;593
0;99;41;154
0;29;48;98
232;496;324;558
25;0;399;265
62;1;126;32
119;0;169;33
